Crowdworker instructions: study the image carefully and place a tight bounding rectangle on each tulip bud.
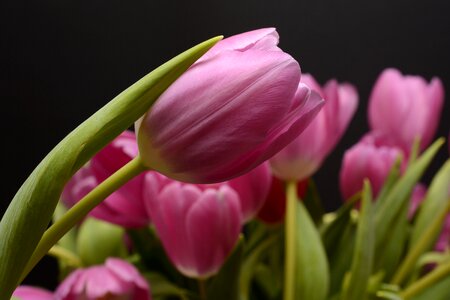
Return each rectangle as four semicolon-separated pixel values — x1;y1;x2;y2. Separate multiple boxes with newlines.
54;258;151;300
227;162;272;222
270;74;358;180
145;180;242;278
340;133;403;200
136;28;324;183
62;131;150;228
13;286;53;300
76;217;127;266
368;68;444;153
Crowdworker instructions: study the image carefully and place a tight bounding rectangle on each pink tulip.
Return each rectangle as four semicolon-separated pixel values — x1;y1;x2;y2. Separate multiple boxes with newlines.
368;68;444;153
136;28;324;183
62;131;150;228
13;286;53;300
340;132;403;200
145;178;242;278
270;74;358;180
54;258;150;300
227;162;272;222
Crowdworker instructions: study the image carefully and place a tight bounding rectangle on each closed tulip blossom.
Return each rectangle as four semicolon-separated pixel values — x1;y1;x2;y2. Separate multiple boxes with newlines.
145;178;242;278
63;131;150;228
227;162;272;222
13;286;53;300
368;68;444;153
270;74;358;180
136;28;324;183
54;258;151;300
340;133;403;200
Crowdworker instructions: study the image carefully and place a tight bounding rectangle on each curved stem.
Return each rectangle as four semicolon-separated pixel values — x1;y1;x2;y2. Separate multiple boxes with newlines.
48;245;82;268
19;156;147;282
198;279;208;300
283;180;298;300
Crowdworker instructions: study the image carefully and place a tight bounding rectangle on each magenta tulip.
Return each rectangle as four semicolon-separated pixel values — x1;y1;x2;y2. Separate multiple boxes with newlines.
340;133;404;200
144;178;242;278
270;73;358;180
136;28;324;183
227;162;272;222
368;68;444;153
13;286;53;300
62;131;150;228
54;258;150;300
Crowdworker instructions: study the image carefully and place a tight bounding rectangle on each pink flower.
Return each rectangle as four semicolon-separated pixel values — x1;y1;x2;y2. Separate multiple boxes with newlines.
270;74;358;180
368;68;444;153
136;28;324;183
227;162;272;222
144;177;242;278
54;258;150;300
63;131;150;228
408;184;427;219
340;132;403;200
13;286;53;300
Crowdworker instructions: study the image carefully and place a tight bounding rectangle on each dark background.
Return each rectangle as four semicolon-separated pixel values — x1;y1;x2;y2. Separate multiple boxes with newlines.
1;0;449;289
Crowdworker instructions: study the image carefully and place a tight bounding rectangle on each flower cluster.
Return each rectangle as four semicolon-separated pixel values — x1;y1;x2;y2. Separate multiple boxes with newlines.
7;28;449;300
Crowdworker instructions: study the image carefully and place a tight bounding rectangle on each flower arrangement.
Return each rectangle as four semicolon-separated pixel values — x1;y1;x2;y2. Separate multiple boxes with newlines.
1;28;449;300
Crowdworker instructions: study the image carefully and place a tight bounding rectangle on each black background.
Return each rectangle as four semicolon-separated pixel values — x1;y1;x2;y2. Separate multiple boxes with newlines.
1;0;449;289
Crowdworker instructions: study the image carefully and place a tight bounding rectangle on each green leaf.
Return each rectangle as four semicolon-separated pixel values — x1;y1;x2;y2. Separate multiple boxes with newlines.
76;217;127;266
303;179;325;226
294;201;330;300
374;139;444;264
207;237;244;300
410;160;450;247
374;157;402;210
341;180;375;300
144;272;192;300
408;275;450;300
0;35;222;299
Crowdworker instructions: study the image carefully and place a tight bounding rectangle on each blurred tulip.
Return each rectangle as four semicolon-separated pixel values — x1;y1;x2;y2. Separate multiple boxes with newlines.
270;74;358;180
436;215;450;252
368;68;444;153
13;286;53;300
257;177;308;224
145;180;242;278
227;162;272;222
136;28;323;183
54;258;150;300
408;184;427;219
62;131;150;228
340;133;403;200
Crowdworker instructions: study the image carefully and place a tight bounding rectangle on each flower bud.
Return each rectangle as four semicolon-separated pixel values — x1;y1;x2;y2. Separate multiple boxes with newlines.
270;74;358;180
145;180;242;278
136;28;323;183
54;258;150;300
368;68;444;153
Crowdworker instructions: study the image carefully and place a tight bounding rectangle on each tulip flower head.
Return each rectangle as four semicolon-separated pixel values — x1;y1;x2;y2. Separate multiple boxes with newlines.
270;74;358;180
54;258;151;300
136;28;324;183
13;286;53;300
368;68;444;153
340;132;403;200
62;131;150;228
144;175;242;278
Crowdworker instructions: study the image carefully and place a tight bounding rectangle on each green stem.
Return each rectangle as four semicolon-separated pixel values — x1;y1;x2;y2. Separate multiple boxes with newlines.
400;260;450;299
198;279;208;300
391;200;450;286
284;180;297;300
19;156;147;282
47;245;82;268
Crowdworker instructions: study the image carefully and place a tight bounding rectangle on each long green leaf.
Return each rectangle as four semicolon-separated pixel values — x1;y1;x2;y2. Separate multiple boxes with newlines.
294;201;330;300
341;180;374;300
410;160;450;247
374;139;444;260
0;36;221;299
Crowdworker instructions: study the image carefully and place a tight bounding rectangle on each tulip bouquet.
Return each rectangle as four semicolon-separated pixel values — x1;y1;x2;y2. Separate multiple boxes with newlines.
1;28;449;300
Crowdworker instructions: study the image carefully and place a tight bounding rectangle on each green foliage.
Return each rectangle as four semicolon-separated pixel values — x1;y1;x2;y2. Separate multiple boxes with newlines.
0;36;221;299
